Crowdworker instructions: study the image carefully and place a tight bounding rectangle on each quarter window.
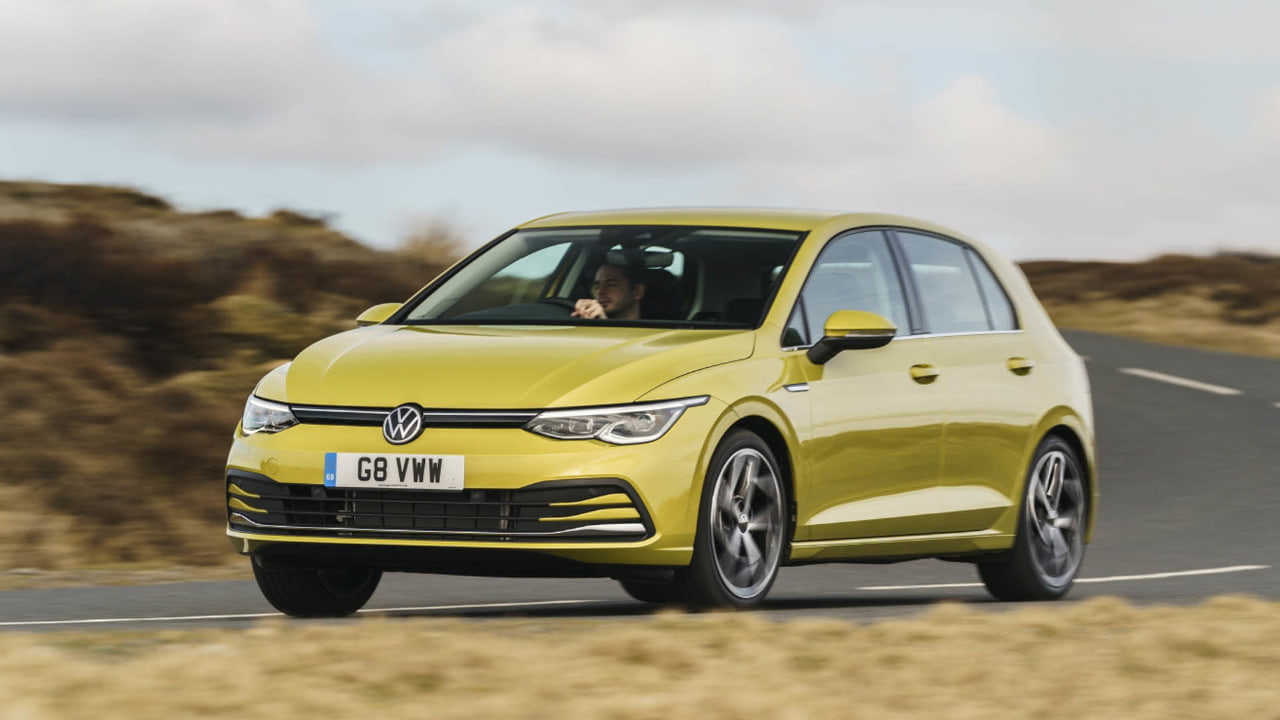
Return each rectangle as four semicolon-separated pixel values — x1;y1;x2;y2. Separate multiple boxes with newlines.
786;230;909;346
897;232;989;334
968;249;1018;331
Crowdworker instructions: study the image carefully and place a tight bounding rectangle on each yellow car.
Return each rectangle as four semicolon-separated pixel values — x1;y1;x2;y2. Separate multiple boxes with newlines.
227;208;1096;614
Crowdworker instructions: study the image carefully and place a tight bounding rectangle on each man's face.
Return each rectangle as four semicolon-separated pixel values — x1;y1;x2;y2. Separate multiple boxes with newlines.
593;265;644;319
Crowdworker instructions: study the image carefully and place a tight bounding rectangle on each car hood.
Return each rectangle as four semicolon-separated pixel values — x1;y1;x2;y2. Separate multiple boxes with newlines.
265;324;754;408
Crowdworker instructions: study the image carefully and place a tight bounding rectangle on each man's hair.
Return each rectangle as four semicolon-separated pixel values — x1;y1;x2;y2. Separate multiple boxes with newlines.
602;263;645;286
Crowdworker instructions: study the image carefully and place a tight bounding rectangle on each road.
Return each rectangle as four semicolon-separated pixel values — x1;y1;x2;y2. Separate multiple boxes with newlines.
3;330;1277;630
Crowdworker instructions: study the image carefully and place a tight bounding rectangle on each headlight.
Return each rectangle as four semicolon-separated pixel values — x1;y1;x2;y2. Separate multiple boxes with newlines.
241;395;298;435
524;396;708;445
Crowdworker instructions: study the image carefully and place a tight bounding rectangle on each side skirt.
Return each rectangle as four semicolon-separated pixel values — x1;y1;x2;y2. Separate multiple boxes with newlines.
785;529;1013;565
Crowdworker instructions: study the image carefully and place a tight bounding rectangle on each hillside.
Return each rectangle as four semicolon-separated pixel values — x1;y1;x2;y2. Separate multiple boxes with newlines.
1022;252;1280;358
0;180;1276;572
0;181;454;570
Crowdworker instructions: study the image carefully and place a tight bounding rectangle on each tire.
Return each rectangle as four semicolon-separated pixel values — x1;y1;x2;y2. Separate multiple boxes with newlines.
252;558;382;617
618;580;674;604
979;436;1088;601
671;429;788;610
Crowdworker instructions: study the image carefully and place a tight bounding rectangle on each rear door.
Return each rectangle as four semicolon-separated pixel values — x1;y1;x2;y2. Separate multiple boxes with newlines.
893;230;1042;532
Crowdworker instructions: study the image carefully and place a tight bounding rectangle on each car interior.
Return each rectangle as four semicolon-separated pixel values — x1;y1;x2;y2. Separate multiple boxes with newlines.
421;225;803;327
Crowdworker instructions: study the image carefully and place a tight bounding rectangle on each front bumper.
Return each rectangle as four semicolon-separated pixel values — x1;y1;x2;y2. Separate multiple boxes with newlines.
228;471;653;542
225;400;726;568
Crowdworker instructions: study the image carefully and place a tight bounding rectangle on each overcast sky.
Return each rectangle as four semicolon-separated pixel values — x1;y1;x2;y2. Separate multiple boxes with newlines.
2;0;1278;260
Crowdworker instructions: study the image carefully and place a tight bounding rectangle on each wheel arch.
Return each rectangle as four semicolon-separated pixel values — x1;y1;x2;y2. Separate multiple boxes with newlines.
685;396;801;547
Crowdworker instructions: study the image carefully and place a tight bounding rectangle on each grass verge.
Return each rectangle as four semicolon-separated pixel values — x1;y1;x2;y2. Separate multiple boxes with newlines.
0;563;251;591
1044;292;1280;359
1;596;1276;719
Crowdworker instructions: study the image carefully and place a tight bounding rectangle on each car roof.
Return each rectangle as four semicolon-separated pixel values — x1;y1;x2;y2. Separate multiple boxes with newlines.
516;207;975;241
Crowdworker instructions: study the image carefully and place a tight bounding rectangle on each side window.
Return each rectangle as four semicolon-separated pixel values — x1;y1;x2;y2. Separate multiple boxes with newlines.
787;230;909;345
967;249;1018;331
897;232;989;334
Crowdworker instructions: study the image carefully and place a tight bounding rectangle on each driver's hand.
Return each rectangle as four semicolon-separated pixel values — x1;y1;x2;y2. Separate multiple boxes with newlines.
572;299;606;319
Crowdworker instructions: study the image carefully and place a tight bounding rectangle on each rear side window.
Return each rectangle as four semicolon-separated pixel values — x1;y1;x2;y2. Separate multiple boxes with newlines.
967;249;1018;331
896;231;989;334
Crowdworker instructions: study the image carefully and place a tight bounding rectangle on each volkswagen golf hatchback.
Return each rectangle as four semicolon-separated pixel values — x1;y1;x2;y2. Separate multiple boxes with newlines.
227;208;1096;615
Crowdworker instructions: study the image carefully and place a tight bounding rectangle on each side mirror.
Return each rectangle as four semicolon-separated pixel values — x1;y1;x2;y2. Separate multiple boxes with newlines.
355;302;402;327
806;310;897;365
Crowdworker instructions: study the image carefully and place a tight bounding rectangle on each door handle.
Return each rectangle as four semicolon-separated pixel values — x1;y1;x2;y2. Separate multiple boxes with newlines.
909;364;939;383
1007;357;1036;375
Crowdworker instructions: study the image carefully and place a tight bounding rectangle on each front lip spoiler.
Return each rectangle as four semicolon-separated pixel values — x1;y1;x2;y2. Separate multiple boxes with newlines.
229;513;647;538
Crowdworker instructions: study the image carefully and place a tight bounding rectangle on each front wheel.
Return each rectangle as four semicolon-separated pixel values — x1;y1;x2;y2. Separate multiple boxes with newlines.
252;558;382;617
671;429;788;609
979;436;1088;601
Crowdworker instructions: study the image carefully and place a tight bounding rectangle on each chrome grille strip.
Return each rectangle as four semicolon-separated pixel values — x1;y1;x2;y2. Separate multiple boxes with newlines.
289;405;538;428
290;406;390;426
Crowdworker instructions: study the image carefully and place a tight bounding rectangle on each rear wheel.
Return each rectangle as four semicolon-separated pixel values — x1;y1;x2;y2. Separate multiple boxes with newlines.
979;436;1088;601
252;558;382;617
671;429;787;609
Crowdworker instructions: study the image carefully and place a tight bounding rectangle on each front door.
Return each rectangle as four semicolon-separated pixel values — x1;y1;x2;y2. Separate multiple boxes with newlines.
788;230;947;541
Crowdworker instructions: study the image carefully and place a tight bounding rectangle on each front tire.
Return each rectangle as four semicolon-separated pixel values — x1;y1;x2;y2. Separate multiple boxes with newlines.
979;436;1088;601
671;429;788;609
252;558;382;617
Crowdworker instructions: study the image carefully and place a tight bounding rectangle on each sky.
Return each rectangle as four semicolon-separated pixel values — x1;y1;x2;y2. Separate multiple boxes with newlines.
1;0;1278;261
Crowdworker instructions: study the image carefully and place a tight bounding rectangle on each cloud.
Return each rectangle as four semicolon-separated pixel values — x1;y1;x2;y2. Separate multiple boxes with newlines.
143;4;870;167
737;74;1277;259
420;7;858;166
0;0;345;123
1036;0;1280;64
0;0;1277;258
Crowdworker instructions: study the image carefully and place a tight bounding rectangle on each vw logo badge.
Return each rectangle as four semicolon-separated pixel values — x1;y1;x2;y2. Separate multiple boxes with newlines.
382;403;424;445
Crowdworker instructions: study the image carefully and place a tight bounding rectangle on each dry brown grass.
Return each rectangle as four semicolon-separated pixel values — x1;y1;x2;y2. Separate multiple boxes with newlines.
0;596;1276;719
1041;291;1280;359
0;563;251;591
1023;253;1280;358
0;180;466;571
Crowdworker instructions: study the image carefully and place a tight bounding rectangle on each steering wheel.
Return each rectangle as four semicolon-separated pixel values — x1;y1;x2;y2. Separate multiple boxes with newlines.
536;297;577;314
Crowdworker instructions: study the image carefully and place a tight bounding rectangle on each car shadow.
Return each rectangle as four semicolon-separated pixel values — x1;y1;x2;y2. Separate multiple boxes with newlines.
367;592;999;621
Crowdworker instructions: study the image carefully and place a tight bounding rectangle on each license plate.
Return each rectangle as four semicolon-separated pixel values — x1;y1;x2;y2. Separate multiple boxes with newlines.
324;453;465;490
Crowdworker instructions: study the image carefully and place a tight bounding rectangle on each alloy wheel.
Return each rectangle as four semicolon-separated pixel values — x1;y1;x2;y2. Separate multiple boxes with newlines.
709;447;785;599
1025;449;1086;589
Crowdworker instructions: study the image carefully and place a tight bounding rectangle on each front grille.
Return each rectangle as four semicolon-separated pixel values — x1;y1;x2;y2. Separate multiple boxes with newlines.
289;405;538;429
227;471;651;542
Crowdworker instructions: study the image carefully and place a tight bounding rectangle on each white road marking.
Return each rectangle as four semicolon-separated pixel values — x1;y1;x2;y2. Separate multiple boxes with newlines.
3;565;1273;627
1119;368;1243;396
1073;565;1270;583
0;599;596;629
857;564;1270;591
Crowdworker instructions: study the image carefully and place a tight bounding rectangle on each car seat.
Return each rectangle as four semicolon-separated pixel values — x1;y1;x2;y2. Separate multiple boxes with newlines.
641;268;683;320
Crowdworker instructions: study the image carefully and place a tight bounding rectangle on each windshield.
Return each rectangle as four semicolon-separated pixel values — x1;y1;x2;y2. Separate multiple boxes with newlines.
400;225;804;327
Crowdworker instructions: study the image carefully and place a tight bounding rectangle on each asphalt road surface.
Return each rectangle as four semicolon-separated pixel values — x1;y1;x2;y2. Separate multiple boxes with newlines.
3;330;1277;631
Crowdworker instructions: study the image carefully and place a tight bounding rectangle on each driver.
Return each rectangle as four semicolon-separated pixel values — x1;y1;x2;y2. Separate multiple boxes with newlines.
572;264;645;320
